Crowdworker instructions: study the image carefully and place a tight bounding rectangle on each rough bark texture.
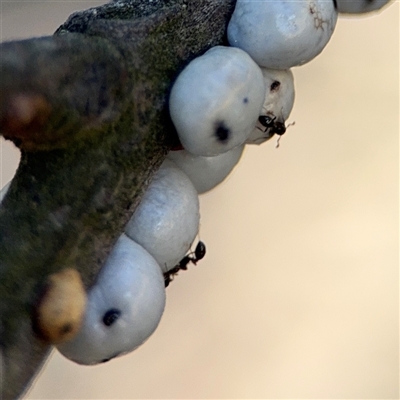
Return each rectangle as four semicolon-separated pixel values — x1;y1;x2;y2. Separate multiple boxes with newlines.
0;1;235;398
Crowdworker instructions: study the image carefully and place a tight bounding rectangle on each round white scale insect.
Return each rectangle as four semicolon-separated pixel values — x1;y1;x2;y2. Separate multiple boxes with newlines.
247;68;295;145
227;0;338;70
169;46;265;156
125;159;200;272
335;0;392;14
57;234;166;365
167;145;245;194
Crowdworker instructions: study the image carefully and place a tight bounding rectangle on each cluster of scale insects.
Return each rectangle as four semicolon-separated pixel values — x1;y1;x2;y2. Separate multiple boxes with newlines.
7;0;390;368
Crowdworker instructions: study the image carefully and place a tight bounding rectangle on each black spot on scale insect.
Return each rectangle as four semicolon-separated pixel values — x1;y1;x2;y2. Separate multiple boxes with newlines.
102;308;121;326
164;241;206;287
270;80;281;92
214;121;230;142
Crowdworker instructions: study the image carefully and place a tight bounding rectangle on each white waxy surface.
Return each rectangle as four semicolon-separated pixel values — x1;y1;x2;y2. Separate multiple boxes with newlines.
168;145;245;194
336;0;391;14
247;68;295;145
125;160;200;272
228;0;338;69
57;234;166;365
169;46;265;156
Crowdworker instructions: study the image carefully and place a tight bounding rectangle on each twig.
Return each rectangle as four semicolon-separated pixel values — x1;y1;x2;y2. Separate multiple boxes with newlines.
0;0;235;398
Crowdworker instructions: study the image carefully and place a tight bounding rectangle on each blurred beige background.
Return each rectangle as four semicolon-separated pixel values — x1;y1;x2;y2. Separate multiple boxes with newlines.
1;1;399;399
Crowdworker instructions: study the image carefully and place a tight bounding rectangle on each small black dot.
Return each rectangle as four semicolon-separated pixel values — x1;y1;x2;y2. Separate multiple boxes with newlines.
215;122;230;142
101;357;112;363
243;97;248;104
270;81;281;92
102;308;121;326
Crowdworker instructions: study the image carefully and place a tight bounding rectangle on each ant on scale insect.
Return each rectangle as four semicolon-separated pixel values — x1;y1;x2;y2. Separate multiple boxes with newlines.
257;115;295;148
164;241;206;287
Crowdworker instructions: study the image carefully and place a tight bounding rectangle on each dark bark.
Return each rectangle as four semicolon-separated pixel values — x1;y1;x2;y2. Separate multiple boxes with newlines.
0;1;235;398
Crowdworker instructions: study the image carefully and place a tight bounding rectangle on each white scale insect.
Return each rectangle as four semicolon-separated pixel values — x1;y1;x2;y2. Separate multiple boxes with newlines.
169;46;265;156
57;234;166;365
125;159;200;272
228;0;338;70
247;68;295;145
167;145;245;194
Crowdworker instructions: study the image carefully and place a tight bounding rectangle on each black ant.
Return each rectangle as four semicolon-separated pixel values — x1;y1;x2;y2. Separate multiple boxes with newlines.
258;115;287;136
164;241;206;287
258;115;290;148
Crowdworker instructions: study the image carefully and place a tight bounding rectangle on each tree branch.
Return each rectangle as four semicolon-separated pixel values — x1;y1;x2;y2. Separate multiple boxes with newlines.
0;1;235;398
